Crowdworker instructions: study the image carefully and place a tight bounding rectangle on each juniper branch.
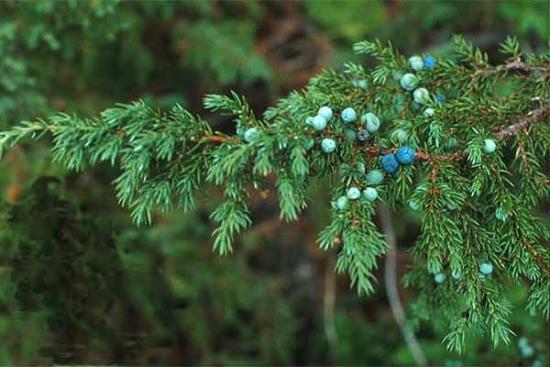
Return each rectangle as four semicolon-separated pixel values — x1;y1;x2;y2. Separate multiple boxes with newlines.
495;104;550;140
476;59;550;77
199;135;239;144
1;37;548;352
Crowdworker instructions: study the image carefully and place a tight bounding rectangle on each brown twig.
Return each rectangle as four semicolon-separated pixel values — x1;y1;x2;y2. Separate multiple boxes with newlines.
475;59;549;77
199;104;548;169
500;60;548;74
495;104;550;140
199;135;238;144
395;104;548;168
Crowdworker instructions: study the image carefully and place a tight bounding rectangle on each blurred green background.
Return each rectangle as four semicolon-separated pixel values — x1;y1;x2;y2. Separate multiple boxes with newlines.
0;0;548;365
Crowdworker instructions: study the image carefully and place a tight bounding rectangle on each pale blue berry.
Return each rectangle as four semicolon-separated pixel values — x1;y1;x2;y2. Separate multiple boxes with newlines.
363;187;378;202
518;337;529;348
366;170;384;185
423;108;435;117
409;55;424;71
318;106;333;121
400;73;418;91
409;201;421;211
413;87;430;105
336;196;349;210
435;94;445;104
451;270;461;280
341;107;357;123
321;138;337;153
434;272;446;284
244;127;260;142
347;187;361;200
236;127;245;137
305;116;315;126
362;112;381;132
495;208;507;222
311;115;327;131
521;345;534;358
480;262;493;275
483;139;496;154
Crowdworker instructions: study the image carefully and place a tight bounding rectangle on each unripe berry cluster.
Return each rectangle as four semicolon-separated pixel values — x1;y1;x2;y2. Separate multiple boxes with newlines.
303;104;384;155
400;55;438;112
240;54;503;240
334;185;379;211
434;261;494;285
335;166;385;212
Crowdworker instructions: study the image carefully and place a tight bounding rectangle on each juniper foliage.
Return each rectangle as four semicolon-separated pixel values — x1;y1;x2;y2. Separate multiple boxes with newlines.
0;0;270;123
1;36;548;352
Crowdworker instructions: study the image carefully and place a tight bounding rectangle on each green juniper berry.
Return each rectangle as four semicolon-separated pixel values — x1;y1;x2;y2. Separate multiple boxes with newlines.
365;170;384;185
423;107;435;117
318;106;333;121
363;187;378;202
362;112;381;132
347;187;361;200
321;138;337;153
413;87;430;104
244;127;259;142
400;72;419;91
335;196;349;210
409;55;424;71
434;273;447;284
311;115;327;131
483;138;496;153
480;262;494;275
341;107;357;123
